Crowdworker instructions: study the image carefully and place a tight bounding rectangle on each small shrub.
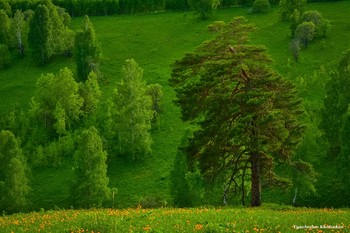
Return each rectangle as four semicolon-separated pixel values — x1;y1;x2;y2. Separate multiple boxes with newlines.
294;21;315;47
138;195;166;208
252;0;270;13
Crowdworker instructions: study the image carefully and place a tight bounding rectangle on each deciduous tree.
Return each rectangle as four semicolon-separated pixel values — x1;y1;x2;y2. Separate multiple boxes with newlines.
43;0;73;56
0;9;11;45
80;71;102;114
170;17;306;207
71;126;110;208
11;10;25;55
146;83;163;122
294;21;315;47
112;59;153;161
279;0;306;21
299;10;329;39
28;4;52;66
75;15;101;81
0;130;30;213
31;67;83;136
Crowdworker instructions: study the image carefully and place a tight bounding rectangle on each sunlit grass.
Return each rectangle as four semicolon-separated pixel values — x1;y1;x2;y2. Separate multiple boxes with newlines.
1;1;350;210
1;207;349;232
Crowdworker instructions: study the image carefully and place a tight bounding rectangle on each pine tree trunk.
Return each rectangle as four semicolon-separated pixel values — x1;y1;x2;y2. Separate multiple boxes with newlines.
251;152;261;207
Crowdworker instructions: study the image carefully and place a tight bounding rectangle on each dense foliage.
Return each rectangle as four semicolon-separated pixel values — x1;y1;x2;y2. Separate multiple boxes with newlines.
0;130;30;213
71;126;110;208
75;15;101;81
111;59;153;161
170;17;310;207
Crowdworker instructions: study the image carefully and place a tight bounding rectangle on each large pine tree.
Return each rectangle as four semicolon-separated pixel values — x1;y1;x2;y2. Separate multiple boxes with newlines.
170;17;306;206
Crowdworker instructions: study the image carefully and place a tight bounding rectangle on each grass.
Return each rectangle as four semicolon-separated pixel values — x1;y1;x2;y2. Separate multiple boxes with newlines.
0;206;349;232
1;2;350;210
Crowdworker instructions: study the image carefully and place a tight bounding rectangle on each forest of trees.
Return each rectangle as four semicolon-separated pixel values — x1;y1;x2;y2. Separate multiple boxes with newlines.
0;0;349;214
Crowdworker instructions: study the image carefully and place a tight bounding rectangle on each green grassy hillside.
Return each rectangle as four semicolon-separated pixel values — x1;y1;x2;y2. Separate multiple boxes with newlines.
1;1;350;210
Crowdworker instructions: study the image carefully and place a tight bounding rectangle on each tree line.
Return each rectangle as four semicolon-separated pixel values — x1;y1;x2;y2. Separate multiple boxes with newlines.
1;0;344;18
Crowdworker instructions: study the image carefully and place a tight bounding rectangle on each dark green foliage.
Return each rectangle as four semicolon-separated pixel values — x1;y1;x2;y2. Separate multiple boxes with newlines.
252;0;270;13
0;130;30;213
170;17;306;207
28;1;73;65
279;0;306;21
57;0;120;16
0;44;11;69
112;59;153;161
185;161;205;206
170;130;205;207
0;9;11;45
30;133;75;167
164;0;189;11
170;149;192;207
28;4;52;66
320;50;350;158
71;126;110;208
310;50;350;207
237;0;254;6
188;0;221;19
75;15;100;81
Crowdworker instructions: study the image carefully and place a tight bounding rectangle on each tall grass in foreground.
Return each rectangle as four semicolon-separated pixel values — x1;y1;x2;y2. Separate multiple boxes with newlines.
0;207;349;232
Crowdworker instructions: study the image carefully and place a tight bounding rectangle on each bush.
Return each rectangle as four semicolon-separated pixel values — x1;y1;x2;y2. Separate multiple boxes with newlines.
300;11;330;38
138;195;167;208
0;44;11;69
294;21;315;47
252;0;270;13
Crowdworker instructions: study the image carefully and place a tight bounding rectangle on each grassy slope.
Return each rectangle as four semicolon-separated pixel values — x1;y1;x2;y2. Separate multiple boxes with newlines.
0;2;350;210
1;206;350;232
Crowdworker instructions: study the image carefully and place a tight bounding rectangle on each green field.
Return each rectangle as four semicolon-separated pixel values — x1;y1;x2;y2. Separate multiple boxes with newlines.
1;1;350;210
1;206;350;232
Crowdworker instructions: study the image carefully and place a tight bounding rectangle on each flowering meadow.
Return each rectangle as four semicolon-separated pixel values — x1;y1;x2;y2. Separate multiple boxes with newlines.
0;206;349;233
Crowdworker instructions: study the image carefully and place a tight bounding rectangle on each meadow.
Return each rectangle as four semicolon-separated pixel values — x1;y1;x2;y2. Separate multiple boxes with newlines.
1;206;350;232
1;0;350;211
